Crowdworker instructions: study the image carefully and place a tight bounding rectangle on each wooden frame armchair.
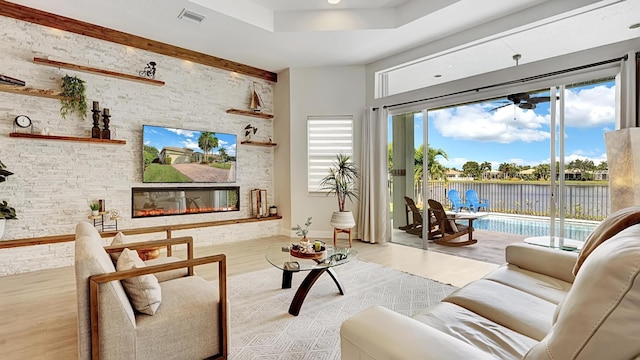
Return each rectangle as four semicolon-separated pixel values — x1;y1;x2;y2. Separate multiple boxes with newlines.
75;222;228;360
403;196;423;237
427;199;477;247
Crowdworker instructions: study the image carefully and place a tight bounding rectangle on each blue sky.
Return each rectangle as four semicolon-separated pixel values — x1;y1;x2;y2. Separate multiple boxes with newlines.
390;81;615;170
143;125;237;157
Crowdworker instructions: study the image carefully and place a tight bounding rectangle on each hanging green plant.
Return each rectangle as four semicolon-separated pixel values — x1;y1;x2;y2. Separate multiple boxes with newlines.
0;160;17;220
60;75;87;120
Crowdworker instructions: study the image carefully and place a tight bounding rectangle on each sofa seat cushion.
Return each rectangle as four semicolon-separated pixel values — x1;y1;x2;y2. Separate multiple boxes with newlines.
525;224;640;360
413;302;538;360
341;305;496;360
144;256;189;282
135;276;221;360
443;279;556;341
483;264;572;304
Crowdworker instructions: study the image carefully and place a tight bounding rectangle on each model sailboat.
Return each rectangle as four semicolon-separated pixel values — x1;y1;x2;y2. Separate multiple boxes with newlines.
249;83;263;112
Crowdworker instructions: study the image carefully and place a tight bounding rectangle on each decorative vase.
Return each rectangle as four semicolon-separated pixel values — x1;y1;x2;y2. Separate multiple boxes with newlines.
329;210;355;229
0;218;5;239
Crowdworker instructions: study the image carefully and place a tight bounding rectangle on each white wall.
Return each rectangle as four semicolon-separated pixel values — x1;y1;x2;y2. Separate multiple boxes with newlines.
274;69;292;231
280;66;366;239
0;17;279;275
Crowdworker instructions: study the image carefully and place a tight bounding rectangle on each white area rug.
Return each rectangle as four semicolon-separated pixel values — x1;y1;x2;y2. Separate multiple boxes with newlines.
228;260;457;360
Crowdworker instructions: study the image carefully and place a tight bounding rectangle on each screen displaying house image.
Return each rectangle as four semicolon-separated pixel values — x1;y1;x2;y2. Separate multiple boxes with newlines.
143;125;237;183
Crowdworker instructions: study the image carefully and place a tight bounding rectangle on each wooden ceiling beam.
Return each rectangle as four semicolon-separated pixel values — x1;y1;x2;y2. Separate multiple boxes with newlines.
0;1;277;82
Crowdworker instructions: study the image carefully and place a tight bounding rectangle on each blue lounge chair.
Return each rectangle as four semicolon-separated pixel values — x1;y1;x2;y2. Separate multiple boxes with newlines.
447;189;470;213
465;189;490;212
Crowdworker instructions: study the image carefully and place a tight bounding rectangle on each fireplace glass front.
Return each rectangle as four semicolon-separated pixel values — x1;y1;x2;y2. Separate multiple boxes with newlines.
132;186;239;218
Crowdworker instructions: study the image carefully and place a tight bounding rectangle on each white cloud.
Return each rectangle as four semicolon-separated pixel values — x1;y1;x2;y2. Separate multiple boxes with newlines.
430;103;549;144
563;85;615;127
225;143;237;157
182;139;199;150
429;83;615;144
166;128;197;138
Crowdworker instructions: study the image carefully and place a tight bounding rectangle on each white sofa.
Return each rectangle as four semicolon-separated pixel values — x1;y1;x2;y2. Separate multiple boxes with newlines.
341;207;640;360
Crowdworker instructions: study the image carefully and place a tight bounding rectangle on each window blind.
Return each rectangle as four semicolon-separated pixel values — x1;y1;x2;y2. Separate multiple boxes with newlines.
307;115;353;192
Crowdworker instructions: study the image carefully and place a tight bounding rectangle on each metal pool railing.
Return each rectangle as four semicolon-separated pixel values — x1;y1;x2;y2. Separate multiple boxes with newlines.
415;181;610;221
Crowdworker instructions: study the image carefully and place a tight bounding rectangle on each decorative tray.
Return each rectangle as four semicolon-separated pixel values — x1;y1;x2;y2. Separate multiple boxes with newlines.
290;248;326;259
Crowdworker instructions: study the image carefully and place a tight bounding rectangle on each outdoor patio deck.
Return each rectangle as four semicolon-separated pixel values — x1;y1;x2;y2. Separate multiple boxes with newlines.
392;228;528;265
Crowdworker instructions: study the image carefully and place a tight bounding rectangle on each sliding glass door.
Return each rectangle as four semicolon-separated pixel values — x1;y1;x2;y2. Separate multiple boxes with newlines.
388;111;425;248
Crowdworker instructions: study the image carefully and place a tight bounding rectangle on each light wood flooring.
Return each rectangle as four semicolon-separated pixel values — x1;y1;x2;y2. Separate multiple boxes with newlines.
0;235;498;360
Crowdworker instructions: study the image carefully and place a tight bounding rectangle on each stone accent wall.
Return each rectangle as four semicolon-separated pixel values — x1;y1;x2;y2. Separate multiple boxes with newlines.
0;17;279;275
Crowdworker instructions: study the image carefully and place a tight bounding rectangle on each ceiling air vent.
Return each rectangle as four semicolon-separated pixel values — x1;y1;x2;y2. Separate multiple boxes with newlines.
178;9;205;23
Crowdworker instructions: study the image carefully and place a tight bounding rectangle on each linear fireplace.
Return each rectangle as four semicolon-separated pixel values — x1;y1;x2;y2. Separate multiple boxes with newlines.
132;186;239;218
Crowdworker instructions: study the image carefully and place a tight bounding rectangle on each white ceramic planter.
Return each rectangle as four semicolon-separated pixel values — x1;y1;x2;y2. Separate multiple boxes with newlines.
0;218;5;239
329;210;355;229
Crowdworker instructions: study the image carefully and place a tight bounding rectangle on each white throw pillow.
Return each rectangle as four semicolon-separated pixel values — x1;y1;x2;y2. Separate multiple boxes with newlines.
109;232;127;262
116;248;161;315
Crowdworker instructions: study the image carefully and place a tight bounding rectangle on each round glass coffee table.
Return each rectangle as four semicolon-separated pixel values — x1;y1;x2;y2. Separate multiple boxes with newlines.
265;242;358;316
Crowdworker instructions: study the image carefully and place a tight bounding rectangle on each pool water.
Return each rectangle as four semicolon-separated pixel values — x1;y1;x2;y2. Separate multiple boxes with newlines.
469;215;599;241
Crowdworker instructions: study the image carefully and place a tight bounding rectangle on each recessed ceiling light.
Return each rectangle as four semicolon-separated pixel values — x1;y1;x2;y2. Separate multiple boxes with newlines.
629;23;640;29
327;0;341;4
434;74;442;78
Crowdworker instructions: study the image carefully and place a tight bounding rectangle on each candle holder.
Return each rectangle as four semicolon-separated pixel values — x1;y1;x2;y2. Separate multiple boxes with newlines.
101;109;111;140
91;109;101;139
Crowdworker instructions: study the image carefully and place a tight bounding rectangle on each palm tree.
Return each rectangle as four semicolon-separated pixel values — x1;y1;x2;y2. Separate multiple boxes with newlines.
198;132;218;163
480;161;492;180
218;147;228;163
319;154;359;212
426;146;448;180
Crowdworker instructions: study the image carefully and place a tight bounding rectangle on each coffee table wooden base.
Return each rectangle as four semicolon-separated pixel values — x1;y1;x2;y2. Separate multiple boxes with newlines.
285;267;345;316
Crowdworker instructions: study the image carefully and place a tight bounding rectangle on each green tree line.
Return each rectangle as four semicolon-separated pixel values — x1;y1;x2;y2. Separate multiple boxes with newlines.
389;144;608;182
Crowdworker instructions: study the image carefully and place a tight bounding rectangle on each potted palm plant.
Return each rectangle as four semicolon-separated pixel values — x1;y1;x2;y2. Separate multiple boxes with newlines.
0;160;17;239
319;154;359;229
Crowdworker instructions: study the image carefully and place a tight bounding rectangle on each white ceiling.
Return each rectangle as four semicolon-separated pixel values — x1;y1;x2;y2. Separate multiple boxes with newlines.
6;0;640;78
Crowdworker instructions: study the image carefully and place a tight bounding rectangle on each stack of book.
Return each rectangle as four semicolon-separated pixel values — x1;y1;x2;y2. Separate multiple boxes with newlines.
0;74;25;86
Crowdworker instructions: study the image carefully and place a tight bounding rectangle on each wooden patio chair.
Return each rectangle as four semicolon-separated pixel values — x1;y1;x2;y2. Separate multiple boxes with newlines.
403;196;423;237
427;199;477;247
403;196;439;239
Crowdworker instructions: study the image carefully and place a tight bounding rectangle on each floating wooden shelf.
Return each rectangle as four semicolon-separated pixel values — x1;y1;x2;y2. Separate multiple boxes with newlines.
0;84;68;100
9;132;126;144
33;57;165;86
0;215;282;249
226;108;274;119
241;140;277;147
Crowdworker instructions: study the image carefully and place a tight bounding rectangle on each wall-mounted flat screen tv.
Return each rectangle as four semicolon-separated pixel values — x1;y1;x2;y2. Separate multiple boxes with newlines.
143;125;237;183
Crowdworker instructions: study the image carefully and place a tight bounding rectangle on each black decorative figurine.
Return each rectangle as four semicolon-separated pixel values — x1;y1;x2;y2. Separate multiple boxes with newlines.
91;101;101;139
139;62;157;79
101;108;111;140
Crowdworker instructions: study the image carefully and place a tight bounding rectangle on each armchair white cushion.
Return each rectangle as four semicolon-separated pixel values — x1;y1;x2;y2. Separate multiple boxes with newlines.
75;221;227;360
115;248;161;315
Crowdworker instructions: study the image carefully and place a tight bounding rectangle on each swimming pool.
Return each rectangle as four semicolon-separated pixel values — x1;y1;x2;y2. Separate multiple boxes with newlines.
469;215;599;241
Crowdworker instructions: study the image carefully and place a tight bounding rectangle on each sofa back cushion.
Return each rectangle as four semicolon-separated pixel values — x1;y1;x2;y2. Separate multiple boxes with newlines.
524;223;640;360
75;222;136;360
